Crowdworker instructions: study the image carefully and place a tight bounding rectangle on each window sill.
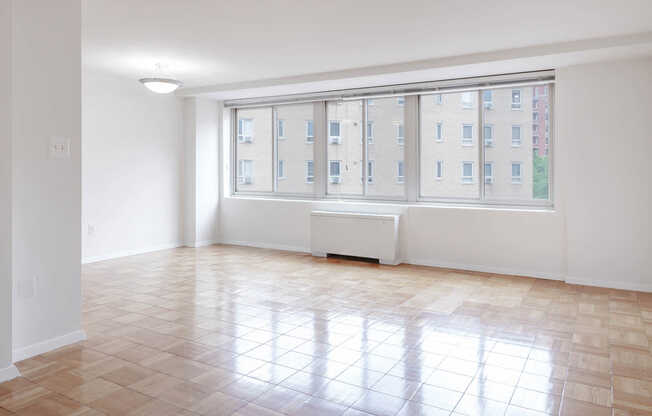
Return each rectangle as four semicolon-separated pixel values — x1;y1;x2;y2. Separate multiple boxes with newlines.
226;193;555;212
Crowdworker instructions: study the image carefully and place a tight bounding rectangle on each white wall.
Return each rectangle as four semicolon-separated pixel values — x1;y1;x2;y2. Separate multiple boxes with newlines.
194;99;219;245
0;0;14;374
559;58;652;291
220;199;566;279
82;72;184;262
218;56;652;290
183;98;219;247
12;0;84;355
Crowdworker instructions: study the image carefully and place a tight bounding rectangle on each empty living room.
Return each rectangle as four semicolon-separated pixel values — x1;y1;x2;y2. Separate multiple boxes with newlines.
2;1;652;415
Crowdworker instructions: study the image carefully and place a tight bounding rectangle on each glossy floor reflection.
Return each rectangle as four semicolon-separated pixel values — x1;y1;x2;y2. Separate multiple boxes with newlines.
2;244;652;415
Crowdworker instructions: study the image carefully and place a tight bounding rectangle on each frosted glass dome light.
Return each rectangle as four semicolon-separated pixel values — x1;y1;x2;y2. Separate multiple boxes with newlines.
139;77;182;94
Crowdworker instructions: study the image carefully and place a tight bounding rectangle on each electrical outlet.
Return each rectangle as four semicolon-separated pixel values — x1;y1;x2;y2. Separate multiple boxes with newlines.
49;136;71;159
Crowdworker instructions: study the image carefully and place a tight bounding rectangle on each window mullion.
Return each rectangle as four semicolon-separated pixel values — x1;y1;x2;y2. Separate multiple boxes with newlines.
405;95;419;202
313;101;327;198
231;108;238;193
478;90;485;200
272;107;278;193
362;100;368;196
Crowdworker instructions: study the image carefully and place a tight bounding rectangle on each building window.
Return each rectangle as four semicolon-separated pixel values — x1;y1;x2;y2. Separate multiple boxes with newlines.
511;89;522;110
483;90;493;109
306;160;314;183
329;160;341;183
277;159;286;179
435;94;442;105
396;123;404;145
533;112;539;121
511;162;522;184
484;163;493;184
461;92;473;109
397;161;404;183
436;160;443;179
397;97;405;106
306;120;314;143
238;160;254;184
484;125;493;147
533;149;539;157
367;160;375;184
367;121;374;144
462;124;473;146
277;119;286;139
512;125;522;147
238;118;254;143
328;120;341;144
435;122;443;142
462;162;474;184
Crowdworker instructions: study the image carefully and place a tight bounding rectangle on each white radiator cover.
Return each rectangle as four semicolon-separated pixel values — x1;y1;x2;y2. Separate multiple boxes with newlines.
310;211;400;265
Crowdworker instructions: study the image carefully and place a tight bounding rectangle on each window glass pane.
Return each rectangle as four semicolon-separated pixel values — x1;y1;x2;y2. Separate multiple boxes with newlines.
420;92;479;199
397;161;404;183
306;120;314;143
484;125;494;146
367;121;374;143
236;108;272;192
483;86;550;202
511;89;522;109
327;101;362;195
276;103;315;194
366;97;405;198
484;163;493;183
461;92;474;109
483;90;493;108
306;160;314;183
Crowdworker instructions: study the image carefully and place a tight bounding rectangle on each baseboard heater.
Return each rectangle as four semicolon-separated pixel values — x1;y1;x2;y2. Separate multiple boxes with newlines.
310;211;400;265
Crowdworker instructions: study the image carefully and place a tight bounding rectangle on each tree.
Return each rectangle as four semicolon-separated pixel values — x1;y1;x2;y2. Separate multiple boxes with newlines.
533;154;549;199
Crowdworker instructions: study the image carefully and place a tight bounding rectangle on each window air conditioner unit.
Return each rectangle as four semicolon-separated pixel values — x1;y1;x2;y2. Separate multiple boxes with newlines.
329;177;341;184
484;103;493;109
239;177;253;184
239;136;253;143
328;137;342;144
485;177;493;184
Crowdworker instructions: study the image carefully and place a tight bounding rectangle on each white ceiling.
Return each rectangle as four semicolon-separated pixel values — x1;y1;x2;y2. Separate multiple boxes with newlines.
83;0;652;90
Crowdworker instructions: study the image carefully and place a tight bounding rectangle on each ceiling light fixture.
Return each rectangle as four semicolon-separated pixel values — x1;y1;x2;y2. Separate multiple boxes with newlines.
139;63;182;94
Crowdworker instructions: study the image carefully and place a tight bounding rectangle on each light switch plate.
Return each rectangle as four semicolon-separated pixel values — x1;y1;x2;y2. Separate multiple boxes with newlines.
49;136;71;159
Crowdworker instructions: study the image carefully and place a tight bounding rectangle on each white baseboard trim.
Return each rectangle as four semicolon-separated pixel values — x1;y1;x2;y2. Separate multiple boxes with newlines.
82;242;184;264
185;239;218;248
221;241;564;281
221;239;311;254
0;364;20;383
13;330;87;363
403;258;565;281
566;276;652;293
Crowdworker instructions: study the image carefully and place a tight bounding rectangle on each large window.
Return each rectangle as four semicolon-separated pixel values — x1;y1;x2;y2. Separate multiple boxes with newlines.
275;104;315;194
235;108;272;192
365;97;405;198
420;91;480;200
235;104;315;194
326;101;362;195
483;86;550;202
232;74;553;206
